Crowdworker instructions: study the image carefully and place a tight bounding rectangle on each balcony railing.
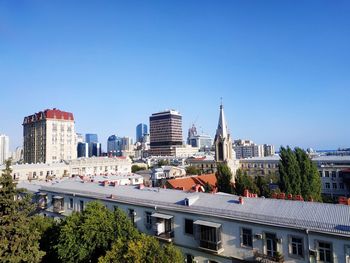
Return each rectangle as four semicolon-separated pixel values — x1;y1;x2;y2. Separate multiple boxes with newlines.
199;240;222;252
254;251;284;263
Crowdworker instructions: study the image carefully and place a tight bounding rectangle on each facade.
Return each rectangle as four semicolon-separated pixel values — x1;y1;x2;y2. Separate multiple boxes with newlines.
25;180;350;263
85;133;98;143
1;156;132;181
174;145;200;158
187;124;213;151
233;139;264;159
264;144;275;156
11;146;24;163
89;142;102;157
136;123;148;143
0;134;10;165
107;135;122;156
23;108;77;164
77;142;89;158
151;166;186;186
76;133;84;144
149;110;183;156
187;156;217;174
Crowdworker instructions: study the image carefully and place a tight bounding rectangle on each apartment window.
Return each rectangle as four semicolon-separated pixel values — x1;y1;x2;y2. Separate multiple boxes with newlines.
265;233;277;257
79;200;84;211
69;198;73;209
325;183;330;189
325;171;330;177
194;220;222;251
145;211;152;229
128;209;135;224
185;219;194;235
242;228;253;248
319;171;323;177
318;241;332;263
332;183;337;189
290;237;303;257
331;171;336;178
340;183;345;189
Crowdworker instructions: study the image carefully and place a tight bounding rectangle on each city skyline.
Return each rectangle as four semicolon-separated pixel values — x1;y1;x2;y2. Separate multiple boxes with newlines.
1;1;350;151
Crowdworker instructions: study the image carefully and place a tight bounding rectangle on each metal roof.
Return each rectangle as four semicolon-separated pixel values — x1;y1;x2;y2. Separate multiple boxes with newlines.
194;220;221;228
20;179;350;237
152;213;173;220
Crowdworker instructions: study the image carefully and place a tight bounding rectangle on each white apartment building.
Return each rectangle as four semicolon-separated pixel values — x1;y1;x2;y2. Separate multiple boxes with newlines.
0;134;10;165
21;180;350;263
23;108;77;164
1;157;132;181
233;140;265;159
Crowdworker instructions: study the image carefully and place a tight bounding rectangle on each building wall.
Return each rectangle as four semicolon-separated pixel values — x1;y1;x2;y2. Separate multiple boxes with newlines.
39;190;350;263
0;134;10;165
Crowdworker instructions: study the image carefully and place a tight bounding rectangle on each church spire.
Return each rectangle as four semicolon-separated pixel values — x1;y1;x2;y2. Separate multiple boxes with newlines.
216;102;229;140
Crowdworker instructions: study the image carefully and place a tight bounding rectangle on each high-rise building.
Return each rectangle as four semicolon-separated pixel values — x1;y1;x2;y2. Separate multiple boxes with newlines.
76;133;84;144
264;144;275;156
85;134;98;143
136;123;148;143
149;110;183;156
233;139;264;159
77;142;89;158
187;124;213;150
0;134;10;165
107;135;122;156
90;142;101;157
23;109;77;164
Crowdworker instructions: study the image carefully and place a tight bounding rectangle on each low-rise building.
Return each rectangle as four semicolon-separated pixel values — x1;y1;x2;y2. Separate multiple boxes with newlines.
151;166;186;186
21;180;350;263
1;156;132;181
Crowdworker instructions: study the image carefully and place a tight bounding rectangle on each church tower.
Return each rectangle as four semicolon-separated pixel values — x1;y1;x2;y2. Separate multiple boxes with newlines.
214;103;238;182
214;103;233;162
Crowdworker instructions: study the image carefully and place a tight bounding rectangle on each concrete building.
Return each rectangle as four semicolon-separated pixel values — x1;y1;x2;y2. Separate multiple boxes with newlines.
233;139;264;159
23;109;77;164
136;123;148;143
0;134;10;165
187;125;213;151
85;133;98;143
151;166;186;186
186;156;217;174
76;133;84;144
1;156;132;181
23;180;350;263
174;145;200;158
264;144;275;157
149;110;183;156
11;146;24;163
107;135;122;156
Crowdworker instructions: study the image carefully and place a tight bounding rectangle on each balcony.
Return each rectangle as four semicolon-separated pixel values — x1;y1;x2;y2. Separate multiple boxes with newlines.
36;192;48;210
194;220;224;254
151;212;174;242
52;196;65;214
254;251;284;263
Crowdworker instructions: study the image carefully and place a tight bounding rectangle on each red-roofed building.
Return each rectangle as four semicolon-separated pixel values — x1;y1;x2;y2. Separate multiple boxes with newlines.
23;108;77;164
166;173;217;193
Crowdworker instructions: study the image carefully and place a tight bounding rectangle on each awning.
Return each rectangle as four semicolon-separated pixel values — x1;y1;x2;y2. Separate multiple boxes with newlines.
151;213;173;220
194;220;221;228
53;196;64;199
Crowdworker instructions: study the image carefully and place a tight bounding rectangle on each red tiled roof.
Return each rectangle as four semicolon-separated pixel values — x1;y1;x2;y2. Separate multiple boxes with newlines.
166;173;217;192
23;108;74;124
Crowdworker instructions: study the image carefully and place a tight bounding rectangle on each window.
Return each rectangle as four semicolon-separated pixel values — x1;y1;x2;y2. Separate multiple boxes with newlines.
145;211;152;228
340;183;344;189
242;228;253;247
185;219;194;235
319;171;323;177
128;209;135;224
265;233;277;257
318;241;332;263
69;198;73;209
290;237;303;257
186;254;194;263
325;183;330;189
80;200;84;211
332;183;337;189
331;171;336;178
325;171;330;177
113;205;118;211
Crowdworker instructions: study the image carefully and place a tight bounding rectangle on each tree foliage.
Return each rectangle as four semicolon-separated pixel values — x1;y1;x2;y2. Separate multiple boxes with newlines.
234;169;259;195
279;146;322;201
216;163;234;194
185;166;201;175
0;159;45;262
131;165;146;173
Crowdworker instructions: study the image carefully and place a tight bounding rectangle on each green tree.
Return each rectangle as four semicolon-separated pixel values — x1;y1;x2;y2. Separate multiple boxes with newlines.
56;201;138;263
234;169;259;196
131;165;146;173
216;163;234;194
279;146;322;201
186;166;201;175
0;159;45;262
99;234;183;263
157;159;169;167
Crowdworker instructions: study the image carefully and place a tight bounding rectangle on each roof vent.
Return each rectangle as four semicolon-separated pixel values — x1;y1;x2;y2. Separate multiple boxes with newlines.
184;195;199;206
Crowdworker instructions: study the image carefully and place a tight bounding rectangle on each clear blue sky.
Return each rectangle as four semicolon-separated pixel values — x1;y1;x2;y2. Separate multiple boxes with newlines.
1;0;349;151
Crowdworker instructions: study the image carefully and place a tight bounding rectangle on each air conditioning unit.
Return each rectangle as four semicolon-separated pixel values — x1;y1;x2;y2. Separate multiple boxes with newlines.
255;234;263;239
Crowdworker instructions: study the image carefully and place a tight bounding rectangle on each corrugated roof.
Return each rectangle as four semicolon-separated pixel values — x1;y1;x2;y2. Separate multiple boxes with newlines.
22;180;350;236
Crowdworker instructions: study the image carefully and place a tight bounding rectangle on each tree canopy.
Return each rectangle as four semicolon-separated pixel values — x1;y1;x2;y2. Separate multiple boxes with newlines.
279;146;322;201
216;163;234;194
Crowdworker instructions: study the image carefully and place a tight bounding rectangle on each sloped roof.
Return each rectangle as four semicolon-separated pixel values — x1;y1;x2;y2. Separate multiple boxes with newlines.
167;173;217;191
